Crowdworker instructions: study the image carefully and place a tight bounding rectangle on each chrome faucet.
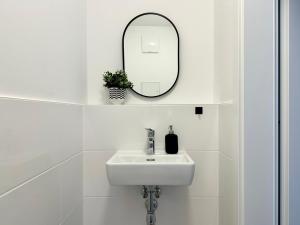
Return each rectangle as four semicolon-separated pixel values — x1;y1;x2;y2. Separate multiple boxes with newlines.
145;128;155;155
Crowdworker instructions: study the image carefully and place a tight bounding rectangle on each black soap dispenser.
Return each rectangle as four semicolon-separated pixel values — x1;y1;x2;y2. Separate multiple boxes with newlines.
165;125;178;154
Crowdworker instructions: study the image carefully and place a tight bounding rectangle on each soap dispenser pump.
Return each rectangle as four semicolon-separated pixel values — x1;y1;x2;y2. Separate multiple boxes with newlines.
165;125;178;154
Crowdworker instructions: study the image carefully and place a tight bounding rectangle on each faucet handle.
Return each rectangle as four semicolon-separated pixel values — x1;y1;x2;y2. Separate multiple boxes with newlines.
145;128;155;137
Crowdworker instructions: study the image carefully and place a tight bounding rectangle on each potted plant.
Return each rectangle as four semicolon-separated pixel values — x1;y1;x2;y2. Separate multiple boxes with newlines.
103;70;133;104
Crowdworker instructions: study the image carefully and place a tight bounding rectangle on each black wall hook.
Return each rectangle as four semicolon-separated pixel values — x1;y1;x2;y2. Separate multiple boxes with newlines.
195;107;203;115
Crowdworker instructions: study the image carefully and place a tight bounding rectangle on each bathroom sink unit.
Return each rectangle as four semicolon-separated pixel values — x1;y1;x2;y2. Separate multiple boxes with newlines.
106;151;195;186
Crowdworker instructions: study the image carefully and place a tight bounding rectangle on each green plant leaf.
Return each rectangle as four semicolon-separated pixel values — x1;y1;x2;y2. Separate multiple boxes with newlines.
102;70;133;89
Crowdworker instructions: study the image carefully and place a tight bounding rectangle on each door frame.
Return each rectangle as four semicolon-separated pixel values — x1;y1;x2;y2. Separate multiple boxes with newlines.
240;0;280;225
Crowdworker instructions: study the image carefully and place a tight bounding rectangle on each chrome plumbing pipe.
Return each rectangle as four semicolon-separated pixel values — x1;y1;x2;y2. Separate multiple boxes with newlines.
141;186;161;225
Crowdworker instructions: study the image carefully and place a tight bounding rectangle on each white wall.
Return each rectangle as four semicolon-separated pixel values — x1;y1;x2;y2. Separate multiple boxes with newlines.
86;0;215;104
83;105;219;225
0;0;86;104
0;0;85;224
214;0;238;104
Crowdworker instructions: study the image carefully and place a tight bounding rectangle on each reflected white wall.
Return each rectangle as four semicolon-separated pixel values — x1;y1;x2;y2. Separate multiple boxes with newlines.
124;25;177;95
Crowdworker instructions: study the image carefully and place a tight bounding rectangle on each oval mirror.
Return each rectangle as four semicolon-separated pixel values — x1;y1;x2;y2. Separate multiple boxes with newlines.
122;13;179;98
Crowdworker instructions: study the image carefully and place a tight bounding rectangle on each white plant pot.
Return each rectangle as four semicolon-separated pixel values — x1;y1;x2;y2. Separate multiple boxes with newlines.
108;88;127;104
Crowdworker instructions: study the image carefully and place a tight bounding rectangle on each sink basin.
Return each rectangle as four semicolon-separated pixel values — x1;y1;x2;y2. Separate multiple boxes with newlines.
106;151;195;186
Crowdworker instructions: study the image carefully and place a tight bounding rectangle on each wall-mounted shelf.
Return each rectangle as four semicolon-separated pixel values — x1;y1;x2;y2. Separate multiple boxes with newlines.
86;101;234;107
86;103;223;107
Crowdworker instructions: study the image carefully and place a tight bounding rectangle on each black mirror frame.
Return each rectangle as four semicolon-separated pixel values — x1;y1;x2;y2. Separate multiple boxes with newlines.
122;12;180;98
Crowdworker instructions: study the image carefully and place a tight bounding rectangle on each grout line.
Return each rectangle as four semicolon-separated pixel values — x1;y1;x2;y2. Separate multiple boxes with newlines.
0;152;82;199
59;203;82;225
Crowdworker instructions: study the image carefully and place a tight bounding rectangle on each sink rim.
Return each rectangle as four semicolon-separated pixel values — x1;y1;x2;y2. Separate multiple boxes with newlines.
106;150;195;165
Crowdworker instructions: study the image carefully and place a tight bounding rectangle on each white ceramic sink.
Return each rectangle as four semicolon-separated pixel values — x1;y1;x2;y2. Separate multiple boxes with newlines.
106;151;195;186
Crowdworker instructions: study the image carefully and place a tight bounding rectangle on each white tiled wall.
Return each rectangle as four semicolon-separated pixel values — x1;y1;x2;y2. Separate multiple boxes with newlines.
0;98;83;225
83;105;220;225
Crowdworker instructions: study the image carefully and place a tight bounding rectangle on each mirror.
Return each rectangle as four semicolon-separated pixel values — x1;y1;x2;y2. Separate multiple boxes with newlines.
122;13;179;98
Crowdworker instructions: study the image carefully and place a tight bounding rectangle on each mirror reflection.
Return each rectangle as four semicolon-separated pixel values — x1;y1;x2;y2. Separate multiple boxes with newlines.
123;13;179;97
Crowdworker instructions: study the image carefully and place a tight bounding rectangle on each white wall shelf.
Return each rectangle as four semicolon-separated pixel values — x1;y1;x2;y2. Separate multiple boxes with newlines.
86;103;225;107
